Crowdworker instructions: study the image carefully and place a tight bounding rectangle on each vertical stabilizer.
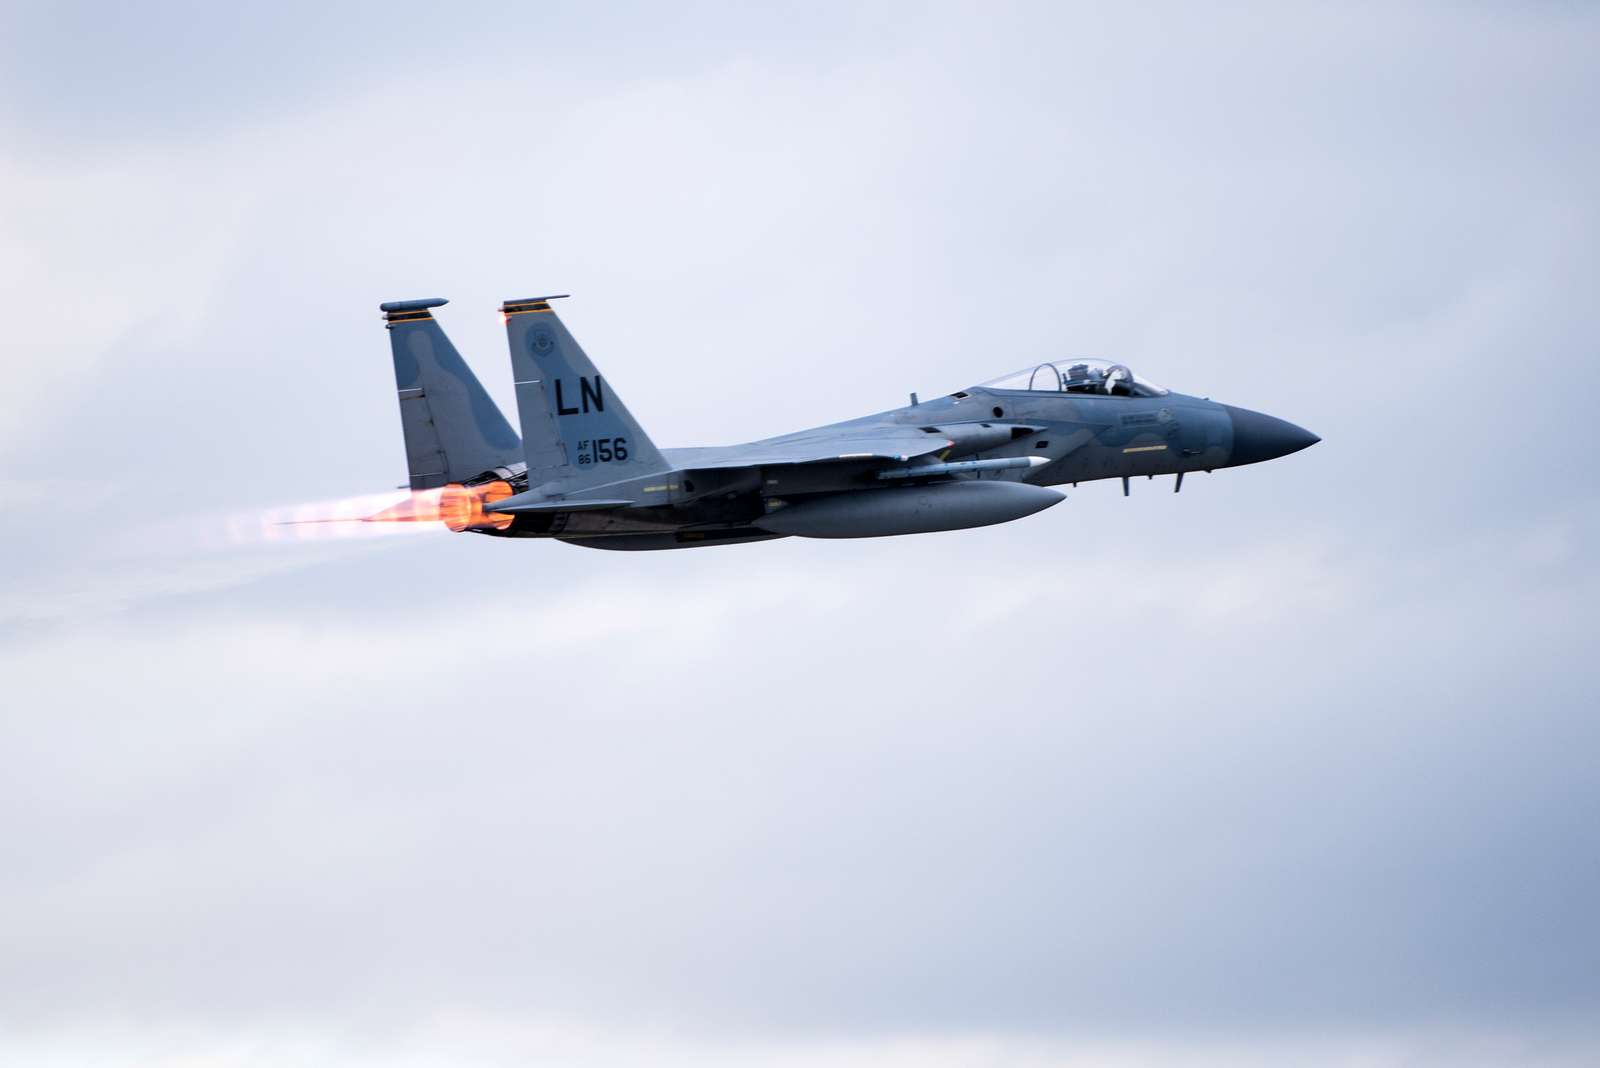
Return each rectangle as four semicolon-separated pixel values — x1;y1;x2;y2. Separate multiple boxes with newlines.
382;298;522;490
501;296;667;495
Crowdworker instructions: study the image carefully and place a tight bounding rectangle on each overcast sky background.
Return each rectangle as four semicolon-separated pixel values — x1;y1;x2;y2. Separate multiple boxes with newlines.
3;2;1598;1065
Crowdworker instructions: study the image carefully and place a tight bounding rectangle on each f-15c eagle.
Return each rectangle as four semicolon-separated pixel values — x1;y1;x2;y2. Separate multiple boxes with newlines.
364;295;1317;550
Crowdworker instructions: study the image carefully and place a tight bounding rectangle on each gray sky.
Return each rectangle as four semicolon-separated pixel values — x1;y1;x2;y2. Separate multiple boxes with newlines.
3;2;1598;1065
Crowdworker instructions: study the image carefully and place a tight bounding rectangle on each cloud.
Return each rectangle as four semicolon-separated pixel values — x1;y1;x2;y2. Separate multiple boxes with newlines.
5;1015;1600;1068
2;517;1595;1038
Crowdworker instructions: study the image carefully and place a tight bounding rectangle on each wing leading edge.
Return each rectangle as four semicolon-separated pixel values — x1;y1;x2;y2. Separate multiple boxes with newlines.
662;427;955;471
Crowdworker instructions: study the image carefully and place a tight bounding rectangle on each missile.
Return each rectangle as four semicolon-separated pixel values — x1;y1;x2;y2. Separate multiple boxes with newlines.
925;421;1043;457
877;455;1049;480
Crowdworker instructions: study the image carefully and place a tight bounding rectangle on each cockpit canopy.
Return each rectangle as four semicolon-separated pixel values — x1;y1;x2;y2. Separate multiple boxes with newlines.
981;359;1168;398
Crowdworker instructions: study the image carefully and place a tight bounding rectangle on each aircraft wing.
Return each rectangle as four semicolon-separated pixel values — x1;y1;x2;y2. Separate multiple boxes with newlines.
662;427;953;470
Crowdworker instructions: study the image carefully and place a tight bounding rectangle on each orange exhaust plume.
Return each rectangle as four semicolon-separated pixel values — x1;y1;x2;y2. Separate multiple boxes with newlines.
240;481;515;544
440;480;515;532
365;481;515;532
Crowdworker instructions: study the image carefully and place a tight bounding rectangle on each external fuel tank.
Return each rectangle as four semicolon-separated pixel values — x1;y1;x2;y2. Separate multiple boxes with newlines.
752;480;1063;539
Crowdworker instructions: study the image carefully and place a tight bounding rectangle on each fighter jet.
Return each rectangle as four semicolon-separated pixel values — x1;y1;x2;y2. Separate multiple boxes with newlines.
367;295;1317;550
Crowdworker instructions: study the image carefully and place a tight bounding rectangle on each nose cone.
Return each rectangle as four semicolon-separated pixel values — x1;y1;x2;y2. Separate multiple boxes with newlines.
1223;405;1320;467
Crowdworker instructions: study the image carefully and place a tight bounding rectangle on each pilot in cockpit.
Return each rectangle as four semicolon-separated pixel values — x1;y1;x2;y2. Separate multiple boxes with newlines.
981;360;1168;397
1062;363;1100;393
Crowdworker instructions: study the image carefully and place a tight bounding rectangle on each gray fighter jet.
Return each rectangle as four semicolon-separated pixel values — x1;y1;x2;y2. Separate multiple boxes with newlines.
369;295;1317;550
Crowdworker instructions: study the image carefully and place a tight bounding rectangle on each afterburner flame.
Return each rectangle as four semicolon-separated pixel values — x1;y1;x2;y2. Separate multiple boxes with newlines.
366;481;514;532
237;481;515;544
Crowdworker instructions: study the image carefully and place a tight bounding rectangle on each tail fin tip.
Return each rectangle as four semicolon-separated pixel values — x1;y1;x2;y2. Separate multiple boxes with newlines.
380;297;449;313
501;294;571;316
